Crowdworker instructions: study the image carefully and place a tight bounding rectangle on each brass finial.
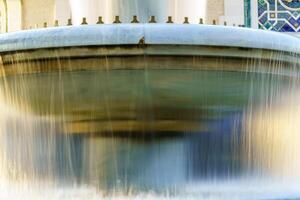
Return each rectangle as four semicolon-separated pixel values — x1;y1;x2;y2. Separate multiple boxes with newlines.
97;16;104;24
212;20;216;25
131;15;139;23
166;16;173;23
183;17;189;24
224;21;227;26
54;20;59;27
43;22;47;28
199;18;203;24
149;16;156;23
81;17;88;25
67;19;72;26
113;16;121;23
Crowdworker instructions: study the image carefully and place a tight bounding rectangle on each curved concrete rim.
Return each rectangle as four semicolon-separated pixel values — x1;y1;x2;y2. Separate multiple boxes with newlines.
0;24;300;54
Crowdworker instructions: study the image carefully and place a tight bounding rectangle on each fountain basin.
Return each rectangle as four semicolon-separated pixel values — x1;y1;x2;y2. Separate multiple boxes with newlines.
1;24;300;195
0;24;299;134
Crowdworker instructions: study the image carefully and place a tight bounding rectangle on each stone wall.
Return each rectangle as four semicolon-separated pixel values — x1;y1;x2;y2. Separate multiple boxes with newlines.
7;0;21;32
205;0;224;24
0;0;7;33
21;0;55;28
55;0;71;25
220;0;244;26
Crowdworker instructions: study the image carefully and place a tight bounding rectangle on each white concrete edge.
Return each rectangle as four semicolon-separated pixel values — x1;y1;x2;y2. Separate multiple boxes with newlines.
0;24;299;54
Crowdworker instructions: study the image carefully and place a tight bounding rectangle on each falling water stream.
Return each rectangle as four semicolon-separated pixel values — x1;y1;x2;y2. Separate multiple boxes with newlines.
1;54;300;199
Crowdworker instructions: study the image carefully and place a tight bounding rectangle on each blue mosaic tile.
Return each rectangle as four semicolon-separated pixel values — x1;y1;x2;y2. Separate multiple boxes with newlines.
258;0;300;32
273;21;285;30
260;13;268;24
281;23;295;31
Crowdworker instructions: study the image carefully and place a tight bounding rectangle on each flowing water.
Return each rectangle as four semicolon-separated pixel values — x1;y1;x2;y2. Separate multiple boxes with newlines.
0;49;300;199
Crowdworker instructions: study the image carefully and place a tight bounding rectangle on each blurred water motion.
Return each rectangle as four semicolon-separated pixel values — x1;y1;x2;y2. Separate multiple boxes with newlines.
1;65;300;199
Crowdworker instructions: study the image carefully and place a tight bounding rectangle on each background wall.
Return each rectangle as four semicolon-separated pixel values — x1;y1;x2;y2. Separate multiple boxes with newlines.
21;0;55;28
68;0;218;25
0;0;7;33
55;0;71;25
206;0;225;24
0;0;253;33
7;0;21;31
220;0;244;26
257;0;300;32
3;0;287;33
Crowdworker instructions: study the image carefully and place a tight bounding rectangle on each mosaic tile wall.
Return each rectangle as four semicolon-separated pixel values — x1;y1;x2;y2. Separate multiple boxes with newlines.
258;0;300;32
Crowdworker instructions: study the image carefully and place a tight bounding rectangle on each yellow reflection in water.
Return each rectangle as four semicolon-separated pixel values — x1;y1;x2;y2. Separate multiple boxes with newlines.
243;91;300;180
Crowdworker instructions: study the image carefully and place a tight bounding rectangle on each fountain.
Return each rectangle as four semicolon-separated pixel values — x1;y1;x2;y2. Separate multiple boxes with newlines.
0;1;300;200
